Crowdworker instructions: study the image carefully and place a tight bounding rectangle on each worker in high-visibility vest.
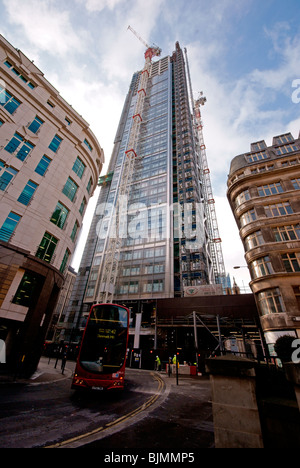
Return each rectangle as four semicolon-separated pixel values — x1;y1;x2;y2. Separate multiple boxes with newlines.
172;354;177;365
155;355;161;371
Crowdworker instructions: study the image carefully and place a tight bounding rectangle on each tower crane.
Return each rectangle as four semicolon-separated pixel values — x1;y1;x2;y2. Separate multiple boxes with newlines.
95;27;161;304
128;25;162;61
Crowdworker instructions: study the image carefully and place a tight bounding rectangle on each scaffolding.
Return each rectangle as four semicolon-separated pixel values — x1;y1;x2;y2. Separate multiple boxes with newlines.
184;48;226;285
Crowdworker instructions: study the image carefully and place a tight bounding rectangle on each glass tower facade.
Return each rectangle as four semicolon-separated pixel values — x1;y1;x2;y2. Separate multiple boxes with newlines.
64;43;217;339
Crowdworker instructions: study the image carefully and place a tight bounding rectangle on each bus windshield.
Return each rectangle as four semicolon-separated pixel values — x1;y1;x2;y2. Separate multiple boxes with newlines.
79;304;128;375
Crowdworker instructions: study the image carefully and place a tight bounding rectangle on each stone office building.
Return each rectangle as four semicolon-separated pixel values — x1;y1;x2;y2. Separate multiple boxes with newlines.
227;132;300;353
0;35;104;375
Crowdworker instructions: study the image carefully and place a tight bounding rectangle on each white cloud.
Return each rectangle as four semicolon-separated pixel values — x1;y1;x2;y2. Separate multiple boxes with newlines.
250;23;300;93
186;18;300;193
46;66;124;160
2;0;83;57
82;0;125;12
95;0;166;82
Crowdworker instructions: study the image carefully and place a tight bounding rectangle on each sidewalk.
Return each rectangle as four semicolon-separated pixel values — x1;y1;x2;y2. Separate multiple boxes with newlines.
0;357;75;386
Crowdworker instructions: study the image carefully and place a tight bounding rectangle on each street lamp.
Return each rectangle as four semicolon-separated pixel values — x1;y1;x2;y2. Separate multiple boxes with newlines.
176;348;182;386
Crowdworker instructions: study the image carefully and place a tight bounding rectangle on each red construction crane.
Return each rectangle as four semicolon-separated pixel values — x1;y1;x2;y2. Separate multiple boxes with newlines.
128;25;162;60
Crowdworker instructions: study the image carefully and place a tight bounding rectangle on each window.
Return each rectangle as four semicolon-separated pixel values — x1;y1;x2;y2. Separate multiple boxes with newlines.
257;288;285;315
265;202;293;217
4;60;13;68
275;134;294;145
12;272;44;308
281;159;298;168
143;280;164;293
4;133;24;154
129;281;139;294
35;155;51;176
258;182;284;197
250;256;273;279
251;141;267;151
293;286;300;311
0;119;4;127
62;177;78;202
240;209;257;227
0;163;18;191
86;286;95;297
50;202;69;229
4;133;34;161
93;256;101;266
28;116;43;134
245;231;264;250
0;84;21;114
0;212;21;242
122;267;141;276
60;249;70;274
70;221;79;242
119;284;128;295
86;177;92;194
3;60;35;89
49;135;62;153
276;144;298;156
79;197;86;216
144;264;165;274
235;189;250;207
282;253;300;273
36;232;58;263
273;225;300;242
16;141;34;162
247;151;269;163
291;178;300;190
72;157;86;179
251;164;275;174
17;180;38;205
84;138;93;151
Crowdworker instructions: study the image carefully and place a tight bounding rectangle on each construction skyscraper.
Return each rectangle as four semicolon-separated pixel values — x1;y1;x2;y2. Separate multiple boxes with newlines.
62;40;226;347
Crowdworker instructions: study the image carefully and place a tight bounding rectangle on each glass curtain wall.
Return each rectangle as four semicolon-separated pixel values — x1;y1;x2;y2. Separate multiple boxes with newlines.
88;62;173;301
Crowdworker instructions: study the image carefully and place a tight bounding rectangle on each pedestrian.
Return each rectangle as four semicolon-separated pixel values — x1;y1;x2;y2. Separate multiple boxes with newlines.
155;355;161;372
61;349;67;375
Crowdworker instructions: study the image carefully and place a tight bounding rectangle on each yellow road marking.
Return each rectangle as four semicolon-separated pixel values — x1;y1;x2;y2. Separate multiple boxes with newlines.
45;372;164;448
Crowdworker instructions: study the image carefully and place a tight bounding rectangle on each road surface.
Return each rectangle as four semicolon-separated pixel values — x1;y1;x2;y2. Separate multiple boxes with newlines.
0;361;214;449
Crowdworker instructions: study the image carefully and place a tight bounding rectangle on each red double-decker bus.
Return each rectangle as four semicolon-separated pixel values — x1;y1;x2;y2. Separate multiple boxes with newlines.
72;303;129;391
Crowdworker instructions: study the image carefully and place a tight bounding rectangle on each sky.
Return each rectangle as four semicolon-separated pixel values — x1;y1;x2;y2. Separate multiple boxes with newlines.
1;0;299;291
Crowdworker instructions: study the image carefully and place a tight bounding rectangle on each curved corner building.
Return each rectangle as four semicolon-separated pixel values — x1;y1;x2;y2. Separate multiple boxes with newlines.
227;132;300;352
0;35;104;375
